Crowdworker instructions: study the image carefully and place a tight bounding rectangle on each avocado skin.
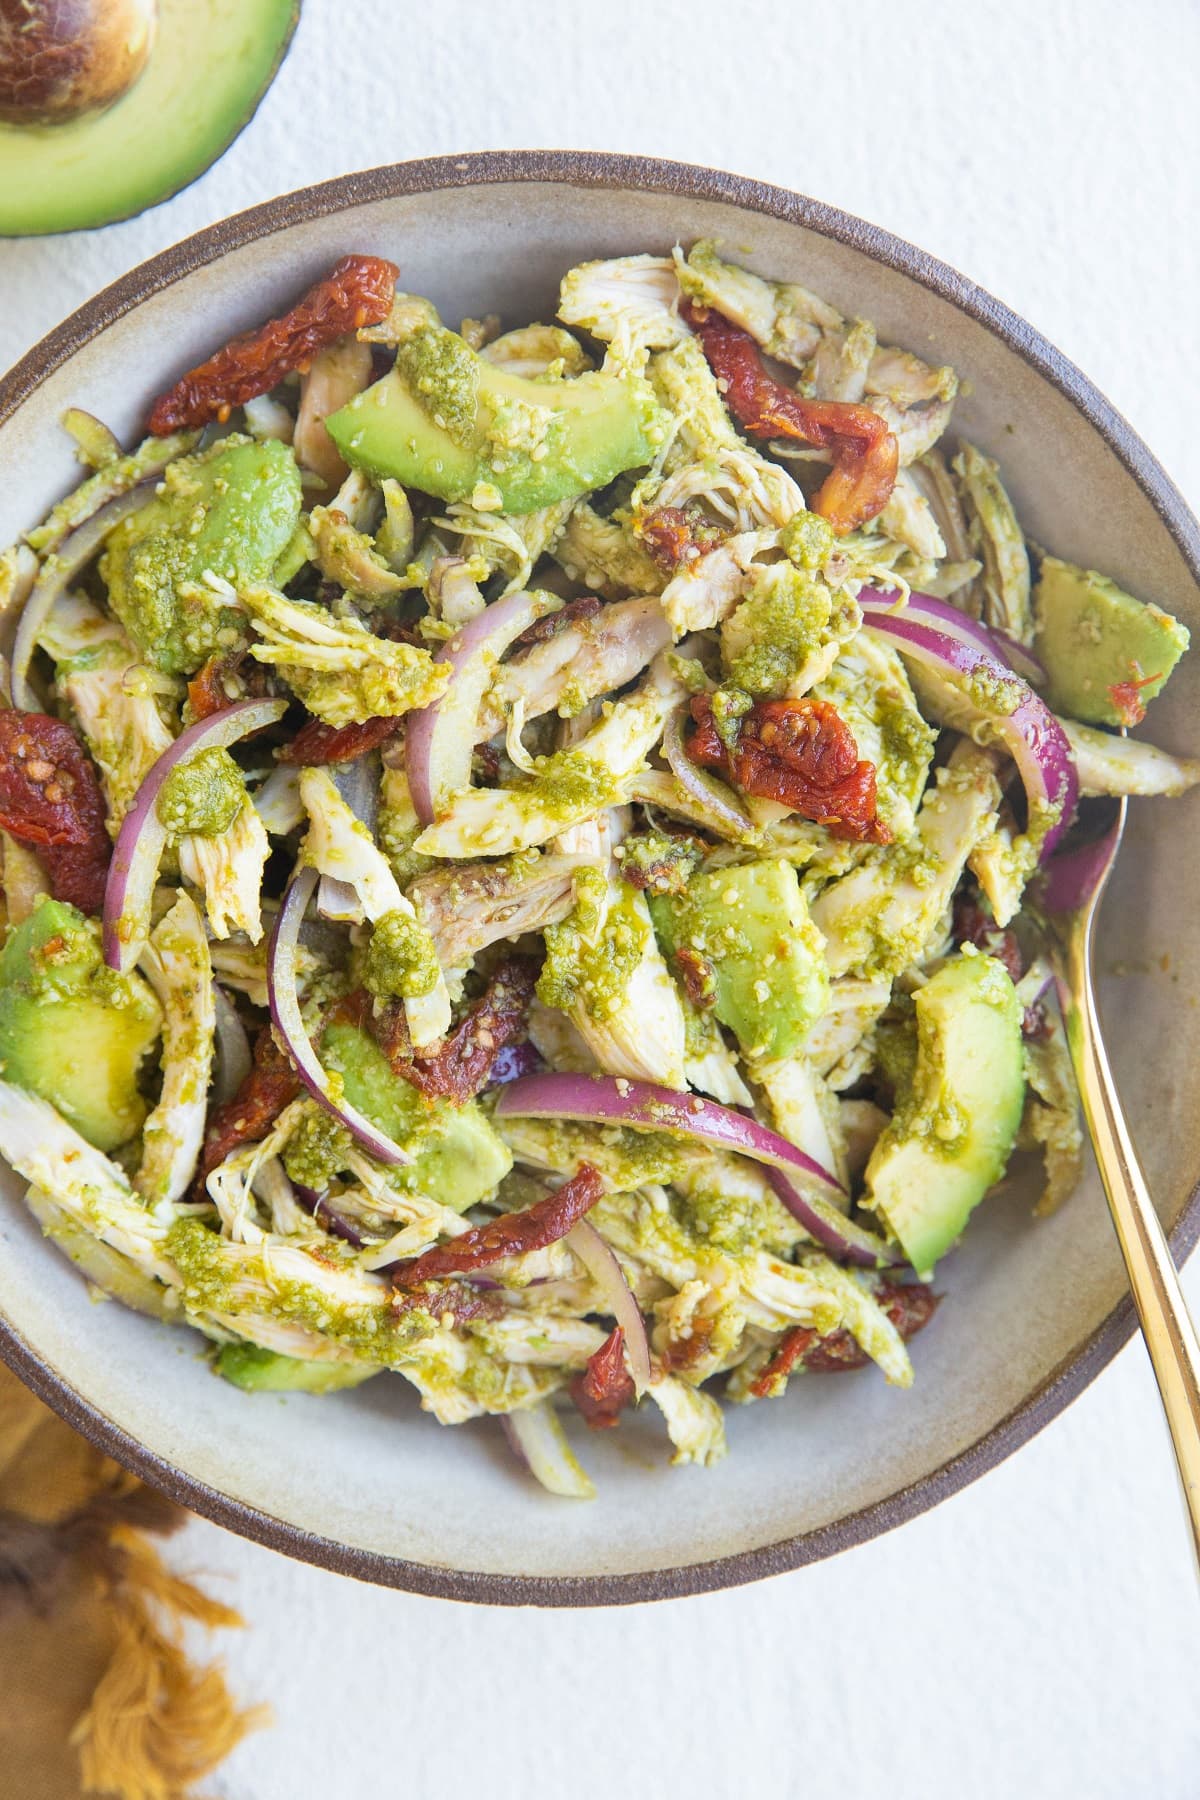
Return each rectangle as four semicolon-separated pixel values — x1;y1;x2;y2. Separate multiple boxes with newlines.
214;1343;376;1394
102;435;301;675
650;858;829;1062
321;1020;512;1211
325;327;665;516
1035;556;1189;726
0;898;161;1152
0;0;299;236
864;952;1024;1278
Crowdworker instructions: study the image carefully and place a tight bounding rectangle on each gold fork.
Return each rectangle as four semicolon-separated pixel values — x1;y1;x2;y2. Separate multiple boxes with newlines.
1044;794;1200;1562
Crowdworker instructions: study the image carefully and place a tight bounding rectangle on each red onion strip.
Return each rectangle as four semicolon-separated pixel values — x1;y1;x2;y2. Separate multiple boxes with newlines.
495;1073;898;1268
406;588;560;824
662;706;759;842
267;866;409;1166
565;1218;652;1394
102;697;288;974
12;482;159;710
501;1403;595;1499
858;588;1077;860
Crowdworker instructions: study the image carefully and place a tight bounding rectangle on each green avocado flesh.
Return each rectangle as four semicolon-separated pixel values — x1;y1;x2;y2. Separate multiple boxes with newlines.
325;322;665;516
321;1020;512;1211
214;1343;376;1394
1035;555;1189;726
863;953;1024;1278
650;858;829;1062
0;900;161;1151
102;435;301;674
0;0;298;237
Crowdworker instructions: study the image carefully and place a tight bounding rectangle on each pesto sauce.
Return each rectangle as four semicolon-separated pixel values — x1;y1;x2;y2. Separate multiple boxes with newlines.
781;511;836;571
537;880;648;1020
723;562;834;698
364;909;440;1001
157;747;245;838
282;1105;355;1191
394;325;481;446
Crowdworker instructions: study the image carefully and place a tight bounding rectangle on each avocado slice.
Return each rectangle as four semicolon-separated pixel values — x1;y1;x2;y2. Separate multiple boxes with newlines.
0;0;299;237
214;1343;377;1394
325;318;666;516
321;1020;512;1211
863;952;1024;1277
102;435;302;674
649;859;829;1062
1035;555;1189;726
0;898;161;1151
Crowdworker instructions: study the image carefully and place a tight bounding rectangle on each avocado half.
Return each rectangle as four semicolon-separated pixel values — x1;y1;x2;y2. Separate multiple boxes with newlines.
0;0;300;236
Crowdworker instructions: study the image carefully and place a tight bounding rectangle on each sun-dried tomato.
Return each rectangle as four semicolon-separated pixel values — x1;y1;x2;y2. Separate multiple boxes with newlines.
512;596;603;651
681;299;898;533
281;713;404;766
185;651;273;724
390;1163;604;1287
335;961;539;1109
636;504;726;572
952;888;1023;983
570;1326;636;1428
0;711;110;913
147;255;399;435
749;1327;816;1396
689;693;889;843
750;1280;938;1395
382;957;539;1107
195;1026;300;1193
672;944;717;1009
660;1313;717;1375
392;1280;501;1326
1107;669;1162;729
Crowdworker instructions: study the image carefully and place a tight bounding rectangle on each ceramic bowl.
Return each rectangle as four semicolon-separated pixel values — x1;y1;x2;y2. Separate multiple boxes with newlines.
1;152;1198;1606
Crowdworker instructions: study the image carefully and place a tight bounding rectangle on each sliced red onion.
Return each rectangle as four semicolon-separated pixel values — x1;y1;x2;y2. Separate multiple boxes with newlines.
495;1073;897;1267
858;589;1077;860
501;1403;595;1499
211;984;252;1106
102;697;288;974
12;481;158;709
317;874;365;923
992;629;1047;686
292;1180;367;1249
267;866;410;1166
662;706;759;842
864;589;1047;685
61;408;123;469
407;589;559;825
565;1218;652;1394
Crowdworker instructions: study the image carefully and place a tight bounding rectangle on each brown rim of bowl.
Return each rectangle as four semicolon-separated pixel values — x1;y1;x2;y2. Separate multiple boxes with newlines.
1;150;1198;1608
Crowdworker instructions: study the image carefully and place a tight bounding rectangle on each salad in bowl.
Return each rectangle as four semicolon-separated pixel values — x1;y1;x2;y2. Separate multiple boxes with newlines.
0;241;1194;1499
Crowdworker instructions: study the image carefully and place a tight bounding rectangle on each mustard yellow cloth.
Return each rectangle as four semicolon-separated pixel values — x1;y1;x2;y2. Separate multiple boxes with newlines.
0;1362;267;1799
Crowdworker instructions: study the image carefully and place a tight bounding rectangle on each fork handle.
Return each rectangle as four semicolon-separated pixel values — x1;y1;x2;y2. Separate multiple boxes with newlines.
1064;926;1200;1565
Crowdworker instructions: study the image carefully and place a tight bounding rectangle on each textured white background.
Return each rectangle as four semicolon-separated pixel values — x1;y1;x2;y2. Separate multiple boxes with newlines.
4;1;1200;1794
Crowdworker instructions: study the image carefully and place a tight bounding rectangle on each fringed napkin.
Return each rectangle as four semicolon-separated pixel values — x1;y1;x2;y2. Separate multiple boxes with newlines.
0;1362;267;1798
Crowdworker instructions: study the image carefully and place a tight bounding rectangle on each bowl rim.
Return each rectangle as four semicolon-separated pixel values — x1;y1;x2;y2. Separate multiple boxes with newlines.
1;148;1198;1607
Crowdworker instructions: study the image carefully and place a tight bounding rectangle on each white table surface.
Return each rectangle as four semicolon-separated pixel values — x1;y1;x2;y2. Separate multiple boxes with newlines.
4;1;1199;1793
